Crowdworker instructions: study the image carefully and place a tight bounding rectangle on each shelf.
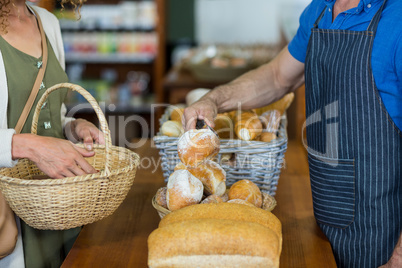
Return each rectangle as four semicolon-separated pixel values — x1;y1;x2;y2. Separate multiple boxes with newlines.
66;103;153;115
60;24;156;32
65;53;155;64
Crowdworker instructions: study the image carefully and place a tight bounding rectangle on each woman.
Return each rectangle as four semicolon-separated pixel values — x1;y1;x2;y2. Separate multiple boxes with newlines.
0;0;104;267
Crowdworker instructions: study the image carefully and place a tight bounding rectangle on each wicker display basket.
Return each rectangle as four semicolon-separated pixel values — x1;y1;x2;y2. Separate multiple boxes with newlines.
0;83;140;230
152;192;277;219
153;109;288;196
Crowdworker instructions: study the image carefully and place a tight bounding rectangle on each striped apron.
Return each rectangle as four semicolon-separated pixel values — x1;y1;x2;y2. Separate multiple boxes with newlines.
304;0;402;267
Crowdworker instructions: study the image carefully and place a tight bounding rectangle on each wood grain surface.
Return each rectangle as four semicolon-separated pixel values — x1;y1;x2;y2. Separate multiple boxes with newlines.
61;140;336;268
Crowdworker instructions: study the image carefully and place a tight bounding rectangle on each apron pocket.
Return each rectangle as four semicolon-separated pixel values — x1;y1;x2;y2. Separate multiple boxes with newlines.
308;153;355;229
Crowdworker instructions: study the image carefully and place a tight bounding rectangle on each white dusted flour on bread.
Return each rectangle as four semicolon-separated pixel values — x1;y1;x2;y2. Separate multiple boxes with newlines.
167;170;204;211
177;129;220;167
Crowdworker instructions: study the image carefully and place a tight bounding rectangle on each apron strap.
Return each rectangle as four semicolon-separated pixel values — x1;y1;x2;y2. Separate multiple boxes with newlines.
367;0;387;33
313;7;327;28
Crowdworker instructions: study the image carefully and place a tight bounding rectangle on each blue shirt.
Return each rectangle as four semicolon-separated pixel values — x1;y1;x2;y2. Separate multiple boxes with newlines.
288;0;402;131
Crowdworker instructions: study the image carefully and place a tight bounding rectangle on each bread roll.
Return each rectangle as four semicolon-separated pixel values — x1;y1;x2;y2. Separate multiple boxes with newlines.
155;187;168;209
228;180;262;208
177;129;220;168
220;189;229;202
170;107;185;122
159;203;282;240
148;218;280;268
253;93;294;116
161;120;184;137
234;111;263;141
259;110;281;132
201;195;223;204
166;170;204;211
213;114;233;139
175;160;226;196
258;132;277;143
227;199;255;207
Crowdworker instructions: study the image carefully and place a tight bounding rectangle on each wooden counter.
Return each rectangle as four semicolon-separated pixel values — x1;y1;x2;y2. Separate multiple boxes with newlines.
61;140;336;268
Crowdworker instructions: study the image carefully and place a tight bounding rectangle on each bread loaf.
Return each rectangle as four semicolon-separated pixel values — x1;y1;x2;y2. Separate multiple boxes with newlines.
158;203;281;239
148;218;280;268
228;179;262;208
175;160;226;196
161;120;184;137
177;129;220;168
166;170;204;211
149;203;282;268
234;111;263;141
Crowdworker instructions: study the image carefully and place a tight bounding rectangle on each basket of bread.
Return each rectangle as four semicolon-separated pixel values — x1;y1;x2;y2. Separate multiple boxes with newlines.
153;91;294;196
0;83;140;230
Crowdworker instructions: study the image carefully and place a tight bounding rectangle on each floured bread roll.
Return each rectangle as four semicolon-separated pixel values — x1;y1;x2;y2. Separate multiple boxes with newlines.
175;160;226;196
228;179;262;208
234;111;263;141
177;129;220;168
161;120;184;137
167;170;204;211
227;199;255;207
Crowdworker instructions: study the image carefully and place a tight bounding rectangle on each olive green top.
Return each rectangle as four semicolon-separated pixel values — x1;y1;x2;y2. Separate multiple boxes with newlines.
0;35;68;138
0;34;80;268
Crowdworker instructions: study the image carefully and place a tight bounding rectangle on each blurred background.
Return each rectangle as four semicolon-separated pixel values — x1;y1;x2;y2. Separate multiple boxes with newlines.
35;0;310;145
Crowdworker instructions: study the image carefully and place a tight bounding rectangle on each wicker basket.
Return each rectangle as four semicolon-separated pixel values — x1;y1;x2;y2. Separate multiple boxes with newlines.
0;83;140;230
153;109;288;196
152;192;277;219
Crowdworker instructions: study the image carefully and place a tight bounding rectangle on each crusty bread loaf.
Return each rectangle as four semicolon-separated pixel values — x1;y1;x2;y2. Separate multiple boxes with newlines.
214;114;234;139
175;160;226;196
177;129;220;168
234;111;263;141
148;218;280;268
166;170;204;211
158;203;281;239
228;179;262;208
161;120;184;137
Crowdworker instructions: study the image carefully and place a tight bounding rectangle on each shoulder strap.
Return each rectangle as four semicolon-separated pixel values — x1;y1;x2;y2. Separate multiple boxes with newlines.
14;8;48;134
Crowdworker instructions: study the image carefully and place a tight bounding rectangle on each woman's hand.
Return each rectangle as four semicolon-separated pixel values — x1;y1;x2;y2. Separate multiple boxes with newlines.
12;134;97;179
182;97;218;131
65;119;105;151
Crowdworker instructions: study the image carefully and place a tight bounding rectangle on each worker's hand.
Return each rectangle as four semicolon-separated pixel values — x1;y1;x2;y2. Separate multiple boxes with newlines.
379;234;402;268
12;134;97;179
65;119;105;151
182;98;218;131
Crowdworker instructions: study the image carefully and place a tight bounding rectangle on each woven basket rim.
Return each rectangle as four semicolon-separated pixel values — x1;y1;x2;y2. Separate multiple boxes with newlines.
152;192;277;217
0;144;140;186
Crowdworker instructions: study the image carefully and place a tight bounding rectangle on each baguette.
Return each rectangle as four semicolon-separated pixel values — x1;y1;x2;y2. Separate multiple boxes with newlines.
148;218;280;268
234;110;263;141
253;93;294;116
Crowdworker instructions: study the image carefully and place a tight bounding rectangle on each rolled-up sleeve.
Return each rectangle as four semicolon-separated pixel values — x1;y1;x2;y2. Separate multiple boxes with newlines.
0;129;18;168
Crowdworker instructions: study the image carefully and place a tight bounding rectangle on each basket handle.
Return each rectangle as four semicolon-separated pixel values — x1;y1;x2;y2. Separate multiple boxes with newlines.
31;82;112;174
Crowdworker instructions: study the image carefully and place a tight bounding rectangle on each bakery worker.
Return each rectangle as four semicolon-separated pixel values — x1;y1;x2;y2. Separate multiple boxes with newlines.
183;0;402;267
